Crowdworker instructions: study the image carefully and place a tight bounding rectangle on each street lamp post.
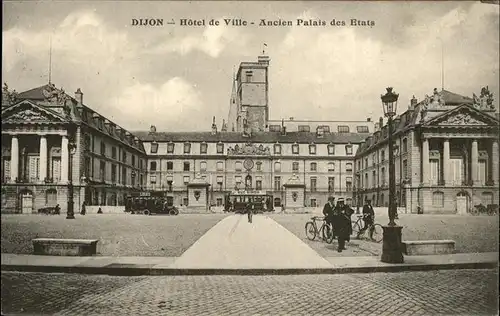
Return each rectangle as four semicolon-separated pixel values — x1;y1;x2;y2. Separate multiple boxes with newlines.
380;87;404;263
66;142;77;220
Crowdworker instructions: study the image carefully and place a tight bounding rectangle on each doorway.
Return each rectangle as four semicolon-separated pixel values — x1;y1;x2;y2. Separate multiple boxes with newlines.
456;191;469;215
20;190;33;214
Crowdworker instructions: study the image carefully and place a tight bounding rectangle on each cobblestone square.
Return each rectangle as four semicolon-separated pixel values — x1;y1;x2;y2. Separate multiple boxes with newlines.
1;270;498;315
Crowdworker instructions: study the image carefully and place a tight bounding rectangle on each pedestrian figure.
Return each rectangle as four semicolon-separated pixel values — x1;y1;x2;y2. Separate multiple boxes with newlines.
360;199;375;238
322;196;336;238
97;207;103;214
80;201;86;215
54;204;60;215
246;201;253;223
334;198;351;252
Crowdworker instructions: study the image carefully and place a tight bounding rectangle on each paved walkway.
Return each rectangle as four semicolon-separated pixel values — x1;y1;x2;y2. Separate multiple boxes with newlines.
168;215;332;269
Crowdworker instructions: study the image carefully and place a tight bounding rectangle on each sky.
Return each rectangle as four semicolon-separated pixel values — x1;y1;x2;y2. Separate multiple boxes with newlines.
2;1;499;132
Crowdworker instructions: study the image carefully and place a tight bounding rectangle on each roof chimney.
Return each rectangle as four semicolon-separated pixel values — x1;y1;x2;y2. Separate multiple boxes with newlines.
258;55;270;66
75;88;83;104
149;125;157;134
366;117;372;122
211;116;217;135
221;119;227;132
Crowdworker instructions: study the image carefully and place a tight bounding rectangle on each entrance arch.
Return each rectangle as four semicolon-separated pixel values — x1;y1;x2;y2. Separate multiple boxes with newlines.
456;190;469;215
19;189;34;214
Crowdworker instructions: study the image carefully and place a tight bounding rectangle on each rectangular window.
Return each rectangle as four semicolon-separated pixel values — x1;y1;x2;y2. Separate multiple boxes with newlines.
403;159;408;179
338;125;350;133
356;126;369;133
328;162;335;172
345;145;353;155
298;125;310;132
84;135;92;151
310;177;317;192
274;144;282;154
292;144;299;154
112;147;117;159
167;143;175;154
235;161;242;171
100;142;106;156
167;161;173;170
321;125;330;133
432;192;444;207
111;164;117;183
183;176;190;184
256;162;262;171
274;162;281;172
328;144;335;155
122;151;127;163
328;177;335;193
184;143;191;154
150;161;157;171
256;180;262;191
183;197;189;206
346;177;353;192
309;144;316;155
381;150;385;162
28;156;40;181
200;143;208;154
216;176;223;184
52;157;61;181
269;125;281;132
310;162;317;171
403;138;408;153
216;161;224;171
132;155;135;167
216;198;223;207
99;161;106;181
200;161;207;172
345;163;353;172
217;143;224;154
150;142;159;154
292;162;299;172
372;170;376;188
183;162;190;172
381;168;386;186
122;167;127;185
430;159;439;185
235;176;242;185
274;176;281;191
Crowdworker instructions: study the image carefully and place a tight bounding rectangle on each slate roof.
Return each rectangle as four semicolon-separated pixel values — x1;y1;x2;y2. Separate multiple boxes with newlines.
132;131;368;144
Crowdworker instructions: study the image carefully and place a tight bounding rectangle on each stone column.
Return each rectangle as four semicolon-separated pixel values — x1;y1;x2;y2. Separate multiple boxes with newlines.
422;138;430;185
10;135;19;182
39;135;48;182
443;139;450;185
471;139;479;186
61;136;69;183
492;140;499;185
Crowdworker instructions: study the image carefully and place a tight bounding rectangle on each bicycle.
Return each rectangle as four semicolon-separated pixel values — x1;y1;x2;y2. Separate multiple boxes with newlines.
351;215;383;243
305;216;334;243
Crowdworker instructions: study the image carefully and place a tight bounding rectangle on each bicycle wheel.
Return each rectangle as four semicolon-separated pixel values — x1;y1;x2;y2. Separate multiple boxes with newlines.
351;221;361;238
370;224;383;243
324;224;335;244
321;224;332;242
305;222;317;241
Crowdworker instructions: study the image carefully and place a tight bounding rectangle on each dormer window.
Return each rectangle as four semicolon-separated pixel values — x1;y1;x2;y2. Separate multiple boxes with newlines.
316;127;324;137
328;144;335;155
274;143;282;155
298;125;310;132
183;143;191;154
309;144;316;155
292;143;299;154
200;143;208;154
216;142;224;154
338;125;350;133
150;142;159;154
321;125;330;133
346;144;353;155
167;142;175;154
356;126;369;133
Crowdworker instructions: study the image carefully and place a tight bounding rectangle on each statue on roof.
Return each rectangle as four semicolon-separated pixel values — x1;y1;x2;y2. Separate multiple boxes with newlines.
479;86;494;110
2;83;18;105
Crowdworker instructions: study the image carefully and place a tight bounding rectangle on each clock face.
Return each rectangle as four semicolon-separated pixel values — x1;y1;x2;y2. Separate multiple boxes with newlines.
243;159;254;170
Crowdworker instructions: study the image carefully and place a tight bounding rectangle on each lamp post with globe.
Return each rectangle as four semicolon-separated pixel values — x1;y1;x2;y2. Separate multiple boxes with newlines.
380;87;404;263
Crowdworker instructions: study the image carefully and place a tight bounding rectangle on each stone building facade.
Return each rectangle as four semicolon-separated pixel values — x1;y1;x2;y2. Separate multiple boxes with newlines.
354;88;499;214
1;83;146;214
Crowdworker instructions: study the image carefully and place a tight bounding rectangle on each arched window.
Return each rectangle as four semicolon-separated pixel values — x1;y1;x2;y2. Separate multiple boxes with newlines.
45;189;57;206
432;191;444;207
274;197;282;207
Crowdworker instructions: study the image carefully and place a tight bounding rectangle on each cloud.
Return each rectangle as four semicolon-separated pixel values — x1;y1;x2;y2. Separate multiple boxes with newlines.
107;77;204;131
149;17;249;58
270;3;499;121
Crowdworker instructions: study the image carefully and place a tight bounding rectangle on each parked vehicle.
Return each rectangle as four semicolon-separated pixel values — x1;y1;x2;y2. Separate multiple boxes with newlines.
225;191;274;214
125;192;179;215
38;206;60;215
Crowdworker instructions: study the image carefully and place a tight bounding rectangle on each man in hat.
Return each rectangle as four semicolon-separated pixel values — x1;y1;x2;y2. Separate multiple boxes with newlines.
360;199;375;237
334;198;352;252
323;196;336;235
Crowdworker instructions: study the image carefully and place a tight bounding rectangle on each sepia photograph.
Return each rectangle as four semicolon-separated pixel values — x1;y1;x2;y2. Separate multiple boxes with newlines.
1;0;499;315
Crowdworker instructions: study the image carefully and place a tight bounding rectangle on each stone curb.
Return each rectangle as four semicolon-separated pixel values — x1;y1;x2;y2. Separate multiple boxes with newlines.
2;261;497;276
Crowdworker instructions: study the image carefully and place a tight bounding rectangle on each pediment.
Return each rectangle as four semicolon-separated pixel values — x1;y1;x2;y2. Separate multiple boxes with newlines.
425;105;498;127
1;101;66;124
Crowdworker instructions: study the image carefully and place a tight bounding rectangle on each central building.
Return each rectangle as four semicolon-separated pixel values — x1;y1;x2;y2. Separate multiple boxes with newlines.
135;55;374;212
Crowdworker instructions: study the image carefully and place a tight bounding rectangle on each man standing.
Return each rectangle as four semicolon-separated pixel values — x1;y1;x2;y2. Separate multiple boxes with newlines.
323;196;335;237
360;199;375;238
246;201;253;223
80;201;86;215
334;198;351;252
